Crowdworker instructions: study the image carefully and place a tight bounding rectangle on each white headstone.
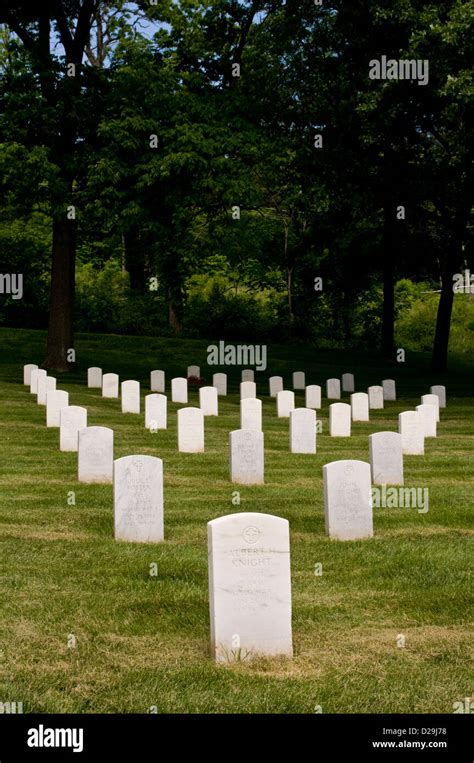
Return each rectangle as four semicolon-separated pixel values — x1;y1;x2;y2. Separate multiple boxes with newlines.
290;408;316;454
368;385;384;409
37;375;56;406
323;460;373;540
398;411;424;455
269;376;283;397
208;512;292;662
292;371;305;390
177;407;204;452
171;377;188;404
46;390;69;428
78;426;114;483
213;373;227;396
241;369;254;382
350;392;369;422
342;373;355;393
60;405;87;452
30;368;46;394
145;394;167;430
229;429;264;484
240;397;262;431
369;432;404;485
416;404;437;438
102;373;119;398
187;365;200;378
150;370;165;393
121;380;140;414
329;402;351;436
421;394;440;422
23;364;38;385
382;379;396;401
114;455;164;543
87;367;102;388
276;390;295;418
240;381;256;399
305;385;321;409
326;378;341;399
430;385;446;409
199;386;218;416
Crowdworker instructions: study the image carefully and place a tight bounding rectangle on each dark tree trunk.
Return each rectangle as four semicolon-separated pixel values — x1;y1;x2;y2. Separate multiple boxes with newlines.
431;258;456;373
381;205;395;360
43;216;76;372
123;229;147;291
1;2;99;373
168;288;183;333
342;297;352;345
163;248;184;333
431;192;472;372
286;267;294;321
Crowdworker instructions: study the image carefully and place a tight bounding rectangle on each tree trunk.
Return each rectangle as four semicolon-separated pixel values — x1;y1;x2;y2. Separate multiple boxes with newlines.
163;247;184;332
123;228;147;291
42;216;76;371
431;261;455;373
381;205;395;360
431;195;472;372
342;295;352;345
168;289;183;333
287;267;293;321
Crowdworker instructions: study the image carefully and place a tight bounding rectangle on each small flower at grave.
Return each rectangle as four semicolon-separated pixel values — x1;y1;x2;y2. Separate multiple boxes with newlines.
187;375;205;387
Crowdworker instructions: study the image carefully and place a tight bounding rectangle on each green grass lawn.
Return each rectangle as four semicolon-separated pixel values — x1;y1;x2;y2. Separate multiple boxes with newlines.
0;328;472;713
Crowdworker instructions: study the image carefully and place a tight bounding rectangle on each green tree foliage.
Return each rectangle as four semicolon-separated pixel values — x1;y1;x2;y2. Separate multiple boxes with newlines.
0;1;472;367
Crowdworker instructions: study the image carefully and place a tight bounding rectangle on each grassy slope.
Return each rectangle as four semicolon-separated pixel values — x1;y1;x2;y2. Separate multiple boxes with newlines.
0;328;472;713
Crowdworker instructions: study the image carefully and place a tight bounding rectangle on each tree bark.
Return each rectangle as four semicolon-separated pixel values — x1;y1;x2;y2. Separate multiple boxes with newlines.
431;245;459;373
42;216;76;371
168;288;183;333
123;229;147;291
381;204;395;360
287;266;293;321
431;188;472;372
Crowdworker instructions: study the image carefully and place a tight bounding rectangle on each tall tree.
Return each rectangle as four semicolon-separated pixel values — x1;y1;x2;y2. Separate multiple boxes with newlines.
0;0;107;370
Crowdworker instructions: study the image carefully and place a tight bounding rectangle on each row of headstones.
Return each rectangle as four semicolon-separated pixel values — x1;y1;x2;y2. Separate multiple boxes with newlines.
21;364;442;663
185;367;365;392
398;391;445;455
26;364;445;410
23;365;389;524
23;361;447;508
23;364;447;461
87;365;399;402
93;377;446;451
87;368;447;437
25;365;328;459
88;368;443;456
88;366;398;423
23;362;420;486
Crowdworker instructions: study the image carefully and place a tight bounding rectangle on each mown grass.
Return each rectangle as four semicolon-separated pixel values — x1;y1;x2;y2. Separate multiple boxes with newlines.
0;328;472;713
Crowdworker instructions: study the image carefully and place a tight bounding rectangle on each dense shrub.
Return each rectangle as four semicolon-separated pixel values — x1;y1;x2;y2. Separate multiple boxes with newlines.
184;275;287;341
75;260;169;335
396;284;474;355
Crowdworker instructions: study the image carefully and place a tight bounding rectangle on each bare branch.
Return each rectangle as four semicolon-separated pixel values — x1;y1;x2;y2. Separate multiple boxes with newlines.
73;0;100;63
0;4;36;51
52;0;74;58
